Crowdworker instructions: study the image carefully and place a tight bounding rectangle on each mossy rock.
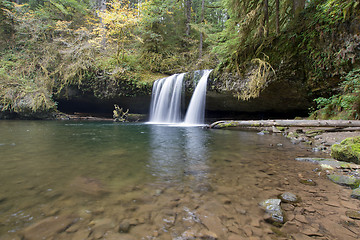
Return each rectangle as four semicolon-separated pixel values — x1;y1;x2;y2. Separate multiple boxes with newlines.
331;137;360;164
327;174;360;189
351;188;360;200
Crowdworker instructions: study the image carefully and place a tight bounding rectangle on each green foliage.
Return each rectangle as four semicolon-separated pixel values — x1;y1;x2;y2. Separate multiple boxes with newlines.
311;68;360;119
137;0;222;74
0;0;15;49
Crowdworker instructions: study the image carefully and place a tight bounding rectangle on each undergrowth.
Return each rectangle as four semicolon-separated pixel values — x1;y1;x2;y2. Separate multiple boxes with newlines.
310;68;360;119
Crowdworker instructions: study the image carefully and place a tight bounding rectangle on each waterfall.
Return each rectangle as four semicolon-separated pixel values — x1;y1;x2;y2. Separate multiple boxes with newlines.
149;73;185;123
148;70;211;125
184;70;212;125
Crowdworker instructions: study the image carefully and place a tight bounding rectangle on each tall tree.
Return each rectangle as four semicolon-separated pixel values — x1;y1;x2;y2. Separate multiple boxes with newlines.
185;0;191;36
275;0;279;34
293;0;305;18
263;0;268;37
198;0;204;59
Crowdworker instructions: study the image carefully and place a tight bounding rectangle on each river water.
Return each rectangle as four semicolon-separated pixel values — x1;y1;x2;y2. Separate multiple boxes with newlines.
0;121;358;239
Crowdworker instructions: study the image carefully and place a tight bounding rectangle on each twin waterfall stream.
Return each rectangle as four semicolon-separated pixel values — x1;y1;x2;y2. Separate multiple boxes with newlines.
148;70;212;125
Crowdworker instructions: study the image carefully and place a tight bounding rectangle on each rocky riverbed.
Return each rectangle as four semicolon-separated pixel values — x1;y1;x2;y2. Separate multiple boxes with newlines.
1;124;360;240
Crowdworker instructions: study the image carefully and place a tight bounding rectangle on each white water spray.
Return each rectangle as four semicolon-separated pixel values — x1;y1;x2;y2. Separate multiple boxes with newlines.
148;70;212;125
183;70;212;125
149;73;185;124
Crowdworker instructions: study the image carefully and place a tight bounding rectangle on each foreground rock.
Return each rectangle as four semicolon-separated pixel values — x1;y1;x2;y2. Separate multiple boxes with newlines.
259;199;285;225
278;192;300;203
331;136;360;164
351;188;360;199
327;175;360;189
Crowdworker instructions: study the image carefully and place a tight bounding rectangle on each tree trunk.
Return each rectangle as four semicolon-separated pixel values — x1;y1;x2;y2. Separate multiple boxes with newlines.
275;0;280;34
98;0;107;47
199;0;205;59
185;0;192;36
209;120;360;129
264;0;269;37
293;0;305;18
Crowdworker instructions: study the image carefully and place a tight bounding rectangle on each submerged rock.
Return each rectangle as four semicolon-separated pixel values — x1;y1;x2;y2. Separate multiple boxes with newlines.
299;179;317;186
70;176;109;197
278;192;300;203
21;215;76;240
259;199;285;225
118;221;131;233
331;136;360;164
295;157;328;163
345;210;360;220
327;174;360;189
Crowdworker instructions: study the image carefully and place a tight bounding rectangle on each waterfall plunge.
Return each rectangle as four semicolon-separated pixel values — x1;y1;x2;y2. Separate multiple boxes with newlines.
183;70;212;125
148;70;212;125
148;73;185;124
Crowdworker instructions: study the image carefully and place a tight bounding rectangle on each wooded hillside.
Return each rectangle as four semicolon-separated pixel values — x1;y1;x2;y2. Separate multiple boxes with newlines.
0;0;359;119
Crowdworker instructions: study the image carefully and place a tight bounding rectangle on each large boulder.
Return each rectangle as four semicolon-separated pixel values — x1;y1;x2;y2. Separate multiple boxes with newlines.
331;136;360;164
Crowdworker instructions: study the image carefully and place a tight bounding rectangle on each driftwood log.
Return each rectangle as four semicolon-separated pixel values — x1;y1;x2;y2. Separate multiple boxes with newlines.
209;120;360;129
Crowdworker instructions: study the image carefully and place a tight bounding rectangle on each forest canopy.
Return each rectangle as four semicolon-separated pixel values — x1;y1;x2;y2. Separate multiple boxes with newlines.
0;0;359;119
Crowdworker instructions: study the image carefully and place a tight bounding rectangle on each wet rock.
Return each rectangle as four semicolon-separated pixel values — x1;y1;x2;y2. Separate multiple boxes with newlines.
345;210;360;220
71;229;91;240
89;218;116;239
197;229;218;239
70;176;109;197
291;233;313;240
194;182;214;193
331;136;360;164
181;230;197;239
320;164;334;170
294;214;308;224
280;221;298;234
259;199;285;225
299;179;317;186
198;212;226;238
278;192;300;203
258;130;269;135
21;215;76;240
0;196;7;203
104;232;137;240
228;234;246;240
327;174;360;188
351;187;360;199
118;221;131;233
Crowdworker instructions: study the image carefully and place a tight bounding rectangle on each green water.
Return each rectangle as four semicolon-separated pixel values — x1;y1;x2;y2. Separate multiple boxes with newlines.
0;121;323;237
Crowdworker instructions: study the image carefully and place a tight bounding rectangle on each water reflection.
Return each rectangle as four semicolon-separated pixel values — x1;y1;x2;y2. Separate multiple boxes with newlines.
148;125;210;183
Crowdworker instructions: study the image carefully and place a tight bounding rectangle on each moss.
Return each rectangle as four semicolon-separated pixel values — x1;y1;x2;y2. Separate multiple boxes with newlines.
276;126;286;131
305;130;324;137
299;179;317;186
218;122;238;128
286;132;299;139
327;174;360;189
331;136;360;164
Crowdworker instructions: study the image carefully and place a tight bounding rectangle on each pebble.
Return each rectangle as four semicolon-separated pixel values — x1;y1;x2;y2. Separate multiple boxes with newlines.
299;179;317;186
345;210;360;220
118;221;131;233
278;192;300;203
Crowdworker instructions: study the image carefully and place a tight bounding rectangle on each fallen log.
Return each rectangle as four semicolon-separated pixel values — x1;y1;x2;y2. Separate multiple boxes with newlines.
209;120;360;129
